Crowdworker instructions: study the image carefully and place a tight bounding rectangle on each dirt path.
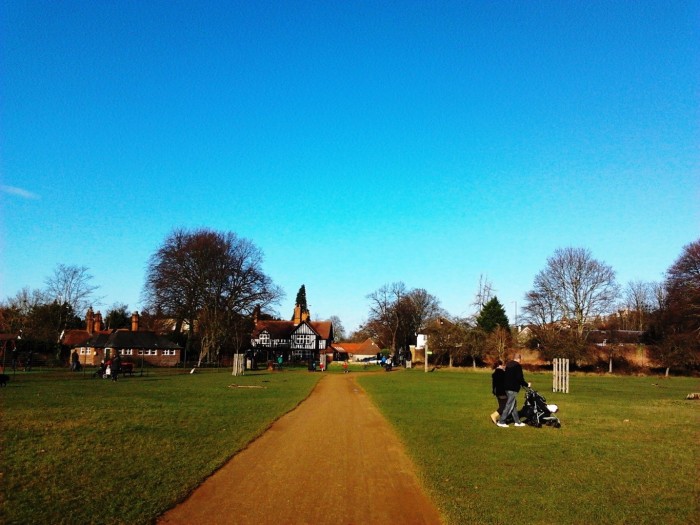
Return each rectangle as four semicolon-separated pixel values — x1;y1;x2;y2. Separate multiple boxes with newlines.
158;372;443;525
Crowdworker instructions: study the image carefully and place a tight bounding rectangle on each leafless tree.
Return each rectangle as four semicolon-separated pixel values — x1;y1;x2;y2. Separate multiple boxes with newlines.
646;239;700;375
407;288;443;334
365;283;442;354
44;264;99;315
366;282;406;351
328;315;346;342
664;238;700;334
471;274;494;315
526;247;620;337
143;228;283;364
623;280;653;331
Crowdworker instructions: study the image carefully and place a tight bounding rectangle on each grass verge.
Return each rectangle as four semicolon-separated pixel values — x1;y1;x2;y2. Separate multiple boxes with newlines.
0;368;321;525
358;369;699;525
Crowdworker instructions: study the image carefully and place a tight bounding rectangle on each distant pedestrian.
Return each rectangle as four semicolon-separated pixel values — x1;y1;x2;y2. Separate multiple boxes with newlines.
490;360;507;425
343;360;349;374
111;353;121;381
497;355;530;428
24;350;33;371
11;346;18;371
71;350;80;371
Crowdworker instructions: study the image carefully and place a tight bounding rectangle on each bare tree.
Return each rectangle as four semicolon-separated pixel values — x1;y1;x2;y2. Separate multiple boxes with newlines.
407;288;443;333
624;280;653;331
646;239;700;375
526;247;620;337
365;283;442;355
521;289;559;327
143;228;283;364
664;238;700;334
328;315;346;342
44;264;99;315
649;281;667;311
365;282;407;351
471;274;494;315
425;316;465;367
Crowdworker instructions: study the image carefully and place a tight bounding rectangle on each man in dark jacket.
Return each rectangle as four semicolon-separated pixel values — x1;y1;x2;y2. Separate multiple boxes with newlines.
111;352;121;382
497;355;530;427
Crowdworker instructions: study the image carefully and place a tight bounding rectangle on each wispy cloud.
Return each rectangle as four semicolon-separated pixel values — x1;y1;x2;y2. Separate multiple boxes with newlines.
0;185;41;200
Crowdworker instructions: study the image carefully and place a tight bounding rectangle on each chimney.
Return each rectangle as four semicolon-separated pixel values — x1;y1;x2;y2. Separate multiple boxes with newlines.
131;311;140;332
94;311;103;333
293;304;301;325
253;305;260;325
86;307;94;335
301;310;309;322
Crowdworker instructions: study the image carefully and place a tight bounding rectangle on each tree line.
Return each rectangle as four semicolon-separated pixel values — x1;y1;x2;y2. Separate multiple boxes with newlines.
353;243;699;375
1;229;698;374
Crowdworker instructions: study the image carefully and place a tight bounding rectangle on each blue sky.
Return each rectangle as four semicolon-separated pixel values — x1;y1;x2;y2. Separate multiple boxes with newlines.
1;1;698;333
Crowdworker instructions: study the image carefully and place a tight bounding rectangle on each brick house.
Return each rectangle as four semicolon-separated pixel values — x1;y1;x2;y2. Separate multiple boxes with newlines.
62;308;181;367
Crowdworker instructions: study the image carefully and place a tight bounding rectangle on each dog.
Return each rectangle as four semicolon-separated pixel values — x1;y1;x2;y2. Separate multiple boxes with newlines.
0;374;9;387
686;393;700;400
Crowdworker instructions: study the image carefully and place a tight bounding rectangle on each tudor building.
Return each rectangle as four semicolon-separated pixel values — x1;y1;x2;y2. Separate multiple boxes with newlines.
251;304;334;363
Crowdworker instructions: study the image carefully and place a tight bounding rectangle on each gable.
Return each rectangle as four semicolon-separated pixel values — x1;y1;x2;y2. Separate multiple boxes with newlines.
253;320;295;340
61;329;92;347
292;322;320;337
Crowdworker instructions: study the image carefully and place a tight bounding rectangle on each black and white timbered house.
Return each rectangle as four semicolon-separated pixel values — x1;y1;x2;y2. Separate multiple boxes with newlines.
251;304;334;363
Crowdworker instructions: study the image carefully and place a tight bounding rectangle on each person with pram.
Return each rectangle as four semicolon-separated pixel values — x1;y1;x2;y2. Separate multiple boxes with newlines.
497;354;530;428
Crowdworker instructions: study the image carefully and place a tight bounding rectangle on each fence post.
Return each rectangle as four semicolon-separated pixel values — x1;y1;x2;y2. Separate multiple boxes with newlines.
553;358;570;393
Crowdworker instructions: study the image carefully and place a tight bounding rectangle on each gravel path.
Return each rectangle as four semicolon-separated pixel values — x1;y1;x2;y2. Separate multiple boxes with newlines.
158;372;443;525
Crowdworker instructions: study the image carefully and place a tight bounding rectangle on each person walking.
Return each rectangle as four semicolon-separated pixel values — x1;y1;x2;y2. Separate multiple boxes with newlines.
71;350;80;371
497;355;530;428
490;360;507;424
111;352;121;382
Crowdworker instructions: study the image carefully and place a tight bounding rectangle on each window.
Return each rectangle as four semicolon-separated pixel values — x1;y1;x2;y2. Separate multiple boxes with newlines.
292;349;314;360
122;349;133;356
162;349;176;356
294;334;314;347
259;332;271;346
80;348;91;355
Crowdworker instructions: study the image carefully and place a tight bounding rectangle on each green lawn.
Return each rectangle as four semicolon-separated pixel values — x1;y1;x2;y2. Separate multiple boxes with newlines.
2;367;698;525
0;368;321;525
358;369;700;525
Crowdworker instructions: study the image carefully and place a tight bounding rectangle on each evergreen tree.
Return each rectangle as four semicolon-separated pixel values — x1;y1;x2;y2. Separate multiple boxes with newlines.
295;284;308;313
476;297;510;333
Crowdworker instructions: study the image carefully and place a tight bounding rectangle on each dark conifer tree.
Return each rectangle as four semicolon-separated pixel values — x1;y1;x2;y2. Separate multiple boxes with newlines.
476;297;510;333
295;284;308;313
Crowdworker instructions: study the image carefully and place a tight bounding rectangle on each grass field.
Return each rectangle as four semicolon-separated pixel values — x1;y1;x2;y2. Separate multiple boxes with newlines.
358;369;700;525
1;366;698;525
0;368;321;525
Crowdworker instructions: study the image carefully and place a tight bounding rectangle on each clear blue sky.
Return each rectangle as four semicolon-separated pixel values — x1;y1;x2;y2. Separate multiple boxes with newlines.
1;1;698;333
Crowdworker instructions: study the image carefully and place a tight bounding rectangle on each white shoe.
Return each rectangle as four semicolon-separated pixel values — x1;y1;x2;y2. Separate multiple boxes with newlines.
496;422;509;428
514;422;526;427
